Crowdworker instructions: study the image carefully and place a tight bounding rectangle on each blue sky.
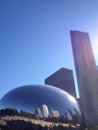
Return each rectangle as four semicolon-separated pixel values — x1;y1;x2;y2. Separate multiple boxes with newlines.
0;0;98;98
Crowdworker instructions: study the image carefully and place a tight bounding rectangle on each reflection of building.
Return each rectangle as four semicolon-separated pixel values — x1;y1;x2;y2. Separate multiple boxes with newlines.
51;109;60;117
70;30;98;124
67;112;72;121
42;104;49;118
0;84;82;125
35;108;41;117
45;67;76;97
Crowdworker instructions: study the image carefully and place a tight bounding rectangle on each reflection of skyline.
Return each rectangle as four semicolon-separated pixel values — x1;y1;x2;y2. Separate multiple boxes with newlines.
34;104;81;123
34;104;60;118
42;104;49;118
1;85;80;112
35;108;41;117
0;85;82;124
51;109;60;118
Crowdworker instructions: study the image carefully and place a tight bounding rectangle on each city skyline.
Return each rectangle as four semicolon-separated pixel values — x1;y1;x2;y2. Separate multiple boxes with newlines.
0;0;98;99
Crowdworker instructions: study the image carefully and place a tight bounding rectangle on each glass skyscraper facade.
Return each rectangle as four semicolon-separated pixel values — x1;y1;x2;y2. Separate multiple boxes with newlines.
70;30;98;124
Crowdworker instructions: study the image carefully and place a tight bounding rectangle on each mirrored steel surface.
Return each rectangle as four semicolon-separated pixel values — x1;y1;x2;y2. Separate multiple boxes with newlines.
0;84;82;123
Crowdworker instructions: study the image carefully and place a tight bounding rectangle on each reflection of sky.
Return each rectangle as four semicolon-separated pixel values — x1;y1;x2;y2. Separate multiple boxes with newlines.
1;85;81;120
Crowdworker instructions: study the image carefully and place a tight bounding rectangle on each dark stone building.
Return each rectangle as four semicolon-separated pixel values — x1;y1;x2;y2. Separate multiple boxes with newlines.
45;67;76;97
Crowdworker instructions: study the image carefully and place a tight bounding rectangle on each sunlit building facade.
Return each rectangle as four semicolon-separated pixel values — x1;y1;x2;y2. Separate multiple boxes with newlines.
45;67;76;97
35;108;41;117
51;109;60;118
42;104;49;118
70;30;98;124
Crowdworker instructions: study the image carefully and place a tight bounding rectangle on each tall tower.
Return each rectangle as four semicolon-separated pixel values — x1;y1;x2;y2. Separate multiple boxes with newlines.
70;30;98;124
42;104;49;118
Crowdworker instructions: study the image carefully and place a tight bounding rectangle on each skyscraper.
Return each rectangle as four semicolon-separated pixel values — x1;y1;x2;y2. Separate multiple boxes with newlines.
51;109;60;118
70;30;98;124
42;104;49;118
45;67;76;97
35;108;41;117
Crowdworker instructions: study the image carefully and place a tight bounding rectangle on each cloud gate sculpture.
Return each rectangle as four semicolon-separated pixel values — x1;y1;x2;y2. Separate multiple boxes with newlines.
0;84;82;124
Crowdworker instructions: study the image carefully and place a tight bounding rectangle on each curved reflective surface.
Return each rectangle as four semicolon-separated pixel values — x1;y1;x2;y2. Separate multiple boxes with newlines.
0;84;82;123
